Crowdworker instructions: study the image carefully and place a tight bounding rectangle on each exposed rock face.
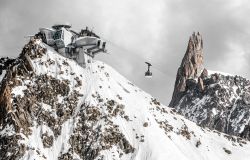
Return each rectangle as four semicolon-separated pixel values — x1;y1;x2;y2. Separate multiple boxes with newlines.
0;57;16;90
169;32;205;107
0;38;136;160
174;73;250;138
0;40;52;159
2;36;250;160
170;32;250;141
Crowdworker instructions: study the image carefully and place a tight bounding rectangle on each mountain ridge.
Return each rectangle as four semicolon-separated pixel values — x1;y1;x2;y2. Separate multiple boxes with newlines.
0;37;250;160
170;32;250;141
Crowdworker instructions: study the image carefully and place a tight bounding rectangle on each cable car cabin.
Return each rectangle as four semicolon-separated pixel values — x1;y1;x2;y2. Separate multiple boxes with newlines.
54;27;73;49
145;62;152;78
145;71;152;77
39;28;55;46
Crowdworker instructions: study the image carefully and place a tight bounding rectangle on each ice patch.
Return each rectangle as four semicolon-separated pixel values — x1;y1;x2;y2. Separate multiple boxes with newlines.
0;70;6;82
12;85;27;97
0;124;15;136
212;108;217;116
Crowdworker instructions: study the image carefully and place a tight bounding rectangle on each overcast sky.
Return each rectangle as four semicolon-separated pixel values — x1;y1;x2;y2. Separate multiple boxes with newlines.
0;0;249;105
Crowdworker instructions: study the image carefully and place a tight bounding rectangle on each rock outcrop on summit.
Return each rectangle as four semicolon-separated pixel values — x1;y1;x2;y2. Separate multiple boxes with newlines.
170;32;250;141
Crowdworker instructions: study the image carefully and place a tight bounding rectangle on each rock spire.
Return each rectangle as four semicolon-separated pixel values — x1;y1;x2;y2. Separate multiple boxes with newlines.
169;32;207;107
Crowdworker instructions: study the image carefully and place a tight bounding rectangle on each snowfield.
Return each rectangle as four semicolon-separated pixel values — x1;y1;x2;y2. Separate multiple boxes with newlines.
2;40;250;160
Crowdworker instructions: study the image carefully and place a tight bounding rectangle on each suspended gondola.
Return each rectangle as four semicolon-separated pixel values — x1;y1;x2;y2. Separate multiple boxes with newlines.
145;62;152;78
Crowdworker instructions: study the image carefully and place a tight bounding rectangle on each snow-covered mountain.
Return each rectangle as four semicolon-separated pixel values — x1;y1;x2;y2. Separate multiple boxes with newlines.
170;32;250;140
0;57;15;82
1;37;250;160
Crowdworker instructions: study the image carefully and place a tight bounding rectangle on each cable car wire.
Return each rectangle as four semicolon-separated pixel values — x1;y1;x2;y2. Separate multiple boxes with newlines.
101;37;175;78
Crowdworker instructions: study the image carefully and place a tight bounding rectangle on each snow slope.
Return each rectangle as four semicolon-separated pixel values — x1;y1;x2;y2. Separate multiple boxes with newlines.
1;39;250;160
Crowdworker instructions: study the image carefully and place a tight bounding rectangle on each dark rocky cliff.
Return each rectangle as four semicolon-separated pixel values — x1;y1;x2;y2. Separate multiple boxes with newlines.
170;32;250;140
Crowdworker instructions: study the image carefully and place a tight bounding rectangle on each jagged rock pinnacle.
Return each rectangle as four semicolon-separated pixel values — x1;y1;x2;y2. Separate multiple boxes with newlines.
181;32;204;79
169;32;206;107
169;32;250;142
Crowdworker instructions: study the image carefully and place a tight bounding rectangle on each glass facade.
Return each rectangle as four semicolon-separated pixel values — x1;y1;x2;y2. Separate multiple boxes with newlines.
54;30;62;40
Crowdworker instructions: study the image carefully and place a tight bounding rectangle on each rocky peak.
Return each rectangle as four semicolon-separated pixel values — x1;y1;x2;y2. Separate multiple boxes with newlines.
169;32;206;107
181;32;204;78
169;32;250;142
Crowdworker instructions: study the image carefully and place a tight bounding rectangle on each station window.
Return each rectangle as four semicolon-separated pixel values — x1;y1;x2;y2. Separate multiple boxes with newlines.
54;30;62;40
